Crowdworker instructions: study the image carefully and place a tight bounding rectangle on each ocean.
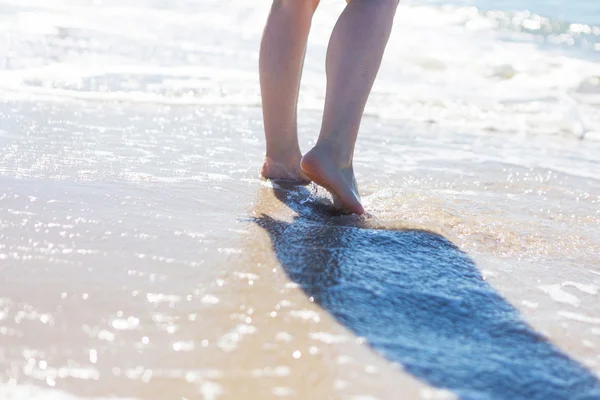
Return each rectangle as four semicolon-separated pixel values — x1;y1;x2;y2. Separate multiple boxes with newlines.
421;0;600;26
0;0;599;399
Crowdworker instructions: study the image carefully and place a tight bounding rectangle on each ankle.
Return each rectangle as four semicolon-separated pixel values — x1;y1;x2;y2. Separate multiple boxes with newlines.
310;140;353;168
265;146;302;164
262;153;309;183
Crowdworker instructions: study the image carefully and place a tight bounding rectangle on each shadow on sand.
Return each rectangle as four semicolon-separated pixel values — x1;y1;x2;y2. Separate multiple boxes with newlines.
253;184;600;400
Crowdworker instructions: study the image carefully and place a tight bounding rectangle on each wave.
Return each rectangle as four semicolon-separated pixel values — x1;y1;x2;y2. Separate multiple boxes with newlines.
417;4;600;54
0;1;598;138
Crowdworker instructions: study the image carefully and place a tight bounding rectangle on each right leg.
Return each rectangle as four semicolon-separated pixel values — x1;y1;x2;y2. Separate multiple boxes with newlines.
302;0;399;214
259;0;320;182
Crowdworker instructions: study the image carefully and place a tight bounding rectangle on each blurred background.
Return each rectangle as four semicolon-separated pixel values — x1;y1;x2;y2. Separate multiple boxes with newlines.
0;0;598;137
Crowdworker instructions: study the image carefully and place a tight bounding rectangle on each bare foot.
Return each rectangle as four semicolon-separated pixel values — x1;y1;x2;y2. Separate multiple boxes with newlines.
261;156;310;183
301;145;364;215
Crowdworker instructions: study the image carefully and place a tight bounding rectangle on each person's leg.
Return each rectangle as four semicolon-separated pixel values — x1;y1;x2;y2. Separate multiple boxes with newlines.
302;0;399;214
260;0;320;182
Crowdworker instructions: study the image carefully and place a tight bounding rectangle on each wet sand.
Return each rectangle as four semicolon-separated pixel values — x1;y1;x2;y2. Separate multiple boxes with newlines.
1;100;599;399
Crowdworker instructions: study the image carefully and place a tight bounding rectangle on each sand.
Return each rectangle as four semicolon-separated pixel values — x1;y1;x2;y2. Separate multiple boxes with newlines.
1;1;599;399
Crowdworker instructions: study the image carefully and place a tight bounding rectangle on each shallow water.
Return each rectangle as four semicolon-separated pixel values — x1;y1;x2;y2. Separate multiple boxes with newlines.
1;0;600;399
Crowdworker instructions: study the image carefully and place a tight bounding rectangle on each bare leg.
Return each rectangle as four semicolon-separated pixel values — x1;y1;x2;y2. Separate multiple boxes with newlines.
259;0;319;182
302;0;399;214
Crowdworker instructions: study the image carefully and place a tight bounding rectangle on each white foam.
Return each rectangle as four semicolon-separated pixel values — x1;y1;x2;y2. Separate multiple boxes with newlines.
172;340;195;352
110;316;139;330
521;300;539;309
562;281;599;295
201;295;220;305
309;332;350;344
558;311;600;324
146;293;181;304
0;384;135;400
539;284;580;307
290;309;321;323
217;324;257;352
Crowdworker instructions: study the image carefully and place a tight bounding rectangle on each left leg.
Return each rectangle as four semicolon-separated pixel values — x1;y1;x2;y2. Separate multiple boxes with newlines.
259;0;320;182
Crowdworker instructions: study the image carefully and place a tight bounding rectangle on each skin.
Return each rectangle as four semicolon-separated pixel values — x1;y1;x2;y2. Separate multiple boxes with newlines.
259;0;400;214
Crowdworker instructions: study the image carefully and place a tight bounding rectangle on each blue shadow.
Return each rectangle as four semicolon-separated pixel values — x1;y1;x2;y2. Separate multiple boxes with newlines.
253;184;600;400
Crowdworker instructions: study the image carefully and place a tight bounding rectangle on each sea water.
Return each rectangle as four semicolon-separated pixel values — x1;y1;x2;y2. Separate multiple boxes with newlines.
0;0;599;399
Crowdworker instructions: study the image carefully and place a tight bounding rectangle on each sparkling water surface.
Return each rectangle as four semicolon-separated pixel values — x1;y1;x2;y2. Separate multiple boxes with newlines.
1;1;599;399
